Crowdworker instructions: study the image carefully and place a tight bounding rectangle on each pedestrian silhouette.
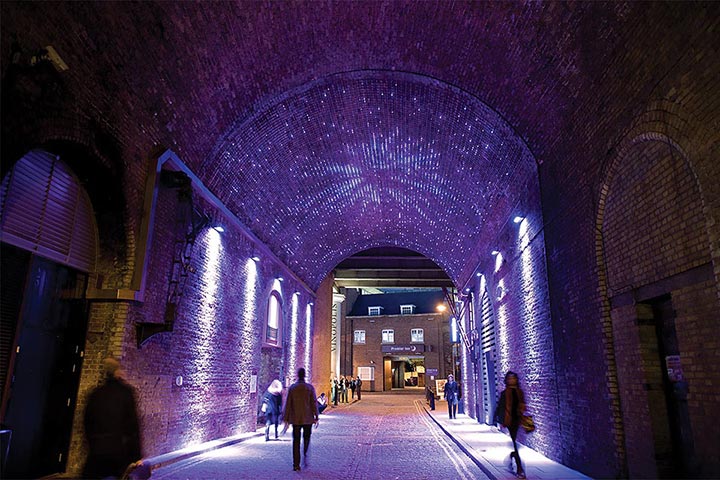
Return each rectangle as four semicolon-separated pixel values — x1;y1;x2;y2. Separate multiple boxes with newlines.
443;374;459;419
82;357;143;479
426;383;436;410
494;371;527;478
283;368;319;471
262;379;283;441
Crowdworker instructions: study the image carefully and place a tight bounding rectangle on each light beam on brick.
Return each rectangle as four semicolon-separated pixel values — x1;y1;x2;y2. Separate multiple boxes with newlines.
187;228;222;445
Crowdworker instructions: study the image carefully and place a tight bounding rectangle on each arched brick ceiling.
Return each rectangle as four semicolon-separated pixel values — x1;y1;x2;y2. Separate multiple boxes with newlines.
1;2;708;289
205;71;536;289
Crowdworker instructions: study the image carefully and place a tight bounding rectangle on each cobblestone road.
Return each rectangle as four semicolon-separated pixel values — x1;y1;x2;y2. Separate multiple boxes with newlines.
153;391;489;480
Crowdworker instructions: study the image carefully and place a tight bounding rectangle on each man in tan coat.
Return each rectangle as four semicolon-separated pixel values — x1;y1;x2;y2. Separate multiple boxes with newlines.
283;368;319;472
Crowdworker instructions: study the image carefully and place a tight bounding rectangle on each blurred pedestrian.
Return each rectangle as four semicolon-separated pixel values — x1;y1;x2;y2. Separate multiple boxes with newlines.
355;375;362;400
494;371;527;479
425;384;436;410
443;374;459;419
283;368;319;472
82;357;143;479
262;379;283;441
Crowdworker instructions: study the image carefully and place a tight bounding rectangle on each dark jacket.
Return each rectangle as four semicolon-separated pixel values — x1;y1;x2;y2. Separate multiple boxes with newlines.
494;387;526;429
83;376;142;478
262;391;282;417
284;379;319;425
443;380;459;403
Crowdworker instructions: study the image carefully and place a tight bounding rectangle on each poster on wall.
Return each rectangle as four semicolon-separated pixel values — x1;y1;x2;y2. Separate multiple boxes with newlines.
250;374;257;393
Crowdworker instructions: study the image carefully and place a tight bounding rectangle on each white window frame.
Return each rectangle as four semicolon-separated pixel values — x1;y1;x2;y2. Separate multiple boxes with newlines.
400;304;416;315
265;291;282;346
358;366;375;381
354;330;366;344
368;306;383;316
382;329;395;344
411;328;424;343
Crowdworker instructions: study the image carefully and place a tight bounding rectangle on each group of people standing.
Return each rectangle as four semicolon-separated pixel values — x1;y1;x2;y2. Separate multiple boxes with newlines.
329;374;362;405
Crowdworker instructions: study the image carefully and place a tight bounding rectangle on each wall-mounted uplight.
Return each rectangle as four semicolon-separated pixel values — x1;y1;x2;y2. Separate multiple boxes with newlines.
212;225;225;233
436;304;447;313
464;287;471;293
277;276;285;282
513;216;525;224
251;255;260;262
491;250;500;256
476;272;482;277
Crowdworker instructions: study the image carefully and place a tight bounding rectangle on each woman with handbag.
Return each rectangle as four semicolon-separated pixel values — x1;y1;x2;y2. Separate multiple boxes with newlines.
494;371;528;479
262;379;283;441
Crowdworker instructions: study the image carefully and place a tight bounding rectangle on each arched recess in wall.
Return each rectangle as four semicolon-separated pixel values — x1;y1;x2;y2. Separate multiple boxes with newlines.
0;149;98;477
596;124;714;478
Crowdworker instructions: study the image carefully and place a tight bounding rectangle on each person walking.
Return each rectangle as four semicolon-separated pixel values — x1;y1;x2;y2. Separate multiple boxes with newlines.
262;379;283;441
494;371;527;479
82;357;143;479
443;374;459;419
355;375;362;400
283;368;319;472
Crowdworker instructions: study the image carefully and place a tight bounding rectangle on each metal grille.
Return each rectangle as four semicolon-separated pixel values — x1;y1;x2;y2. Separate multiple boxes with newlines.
479;285;497;424
0;150;97;273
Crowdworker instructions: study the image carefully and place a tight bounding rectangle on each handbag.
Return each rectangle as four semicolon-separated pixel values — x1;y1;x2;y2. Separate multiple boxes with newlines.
521;414;535;433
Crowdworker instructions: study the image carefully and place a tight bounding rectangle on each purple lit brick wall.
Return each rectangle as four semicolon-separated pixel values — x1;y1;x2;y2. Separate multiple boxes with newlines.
2;2;718;478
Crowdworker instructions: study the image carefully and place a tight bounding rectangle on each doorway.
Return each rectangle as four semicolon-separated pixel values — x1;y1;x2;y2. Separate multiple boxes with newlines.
640;295;695;478
1;244;89;478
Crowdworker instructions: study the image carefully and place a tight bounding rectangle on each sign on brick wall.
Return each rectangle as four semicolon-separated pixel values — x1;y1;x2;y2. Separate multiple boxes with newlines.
381;344;425;354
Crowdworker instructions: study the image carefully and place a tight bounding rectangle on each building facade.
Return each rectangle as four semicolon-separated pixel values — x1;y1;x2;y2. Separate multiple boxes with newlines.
345;290;454;393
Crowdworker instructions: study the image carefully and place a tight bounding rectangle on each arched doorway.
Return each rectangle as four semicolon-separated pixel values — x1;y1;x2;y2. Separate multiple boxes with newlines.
1;150;97;478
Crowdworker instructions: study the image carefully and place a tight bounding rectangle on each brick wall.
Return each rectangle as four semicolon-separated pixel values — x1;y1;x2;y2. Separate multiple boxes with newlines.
350;313;451;392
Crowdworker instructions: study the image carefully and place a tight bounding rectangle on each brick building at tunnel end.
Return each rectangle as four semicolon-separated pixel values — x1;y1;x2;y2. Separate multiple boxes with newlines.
1;2;719;479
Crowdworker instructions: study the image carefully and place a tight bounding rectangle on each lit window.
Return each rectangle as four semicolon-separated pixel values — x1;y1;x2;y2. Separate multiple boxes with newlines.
368;306;383;316
266;292;282;345
400;304;415;315
411;328;424;343
382;329;394;343
354;330;366;344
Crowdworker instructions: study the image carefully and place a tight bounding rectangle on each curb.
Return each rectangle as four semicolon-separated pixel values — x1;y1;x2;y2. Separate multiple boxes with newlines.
420;402;504;480
144;430;264;472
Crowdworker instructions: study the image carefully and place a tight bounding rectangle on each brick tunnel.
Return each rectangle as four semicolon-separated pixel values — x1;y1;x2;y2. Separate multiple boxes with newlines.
0;2;718;479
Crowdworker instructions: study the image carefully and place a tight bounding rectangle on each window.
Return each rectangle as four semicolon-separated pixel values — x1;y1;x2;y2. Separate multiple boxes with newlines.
411;328;424;343
266;291;282;346
358;366;375;381
354;330;366;344
368;306;383;316
382;329;394;343
400;304;415;315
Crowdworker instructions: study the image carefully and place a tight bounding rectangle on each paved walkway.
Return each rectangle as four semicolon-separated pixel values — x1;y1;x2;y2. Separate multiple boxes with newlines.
141;391;589;480
423;400;590;480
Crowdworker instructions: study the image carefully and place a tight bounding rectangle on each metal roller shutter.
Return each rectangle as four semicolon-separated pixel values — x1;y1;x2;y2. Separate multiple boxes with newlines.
0;150;98;273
